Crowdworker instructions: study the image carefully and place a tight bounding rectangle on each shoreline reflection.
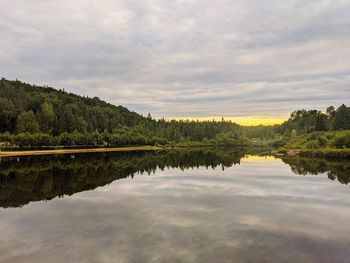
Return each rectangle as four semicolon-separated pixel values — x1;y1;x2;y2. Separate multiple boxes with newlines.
0;148;348;208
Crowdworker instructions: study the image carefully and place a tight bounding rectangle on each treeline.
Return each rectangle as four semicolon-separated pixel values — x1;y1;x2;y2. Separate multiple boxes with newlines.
242;125;277;139
0;79;348;148
242;105;350;139
271;107;350;157
0;79;248;147
0;125;247;148
278;105;350;135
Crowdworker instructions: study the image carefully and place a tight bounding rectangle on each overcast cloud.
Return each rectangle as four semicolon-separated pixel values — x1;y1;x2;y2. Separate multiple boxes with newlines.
1;0;350;118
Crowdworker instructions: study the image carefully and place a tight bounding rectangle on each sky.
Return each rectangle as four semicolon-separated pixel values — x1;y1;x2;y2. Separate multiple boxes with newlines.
1;0;350;125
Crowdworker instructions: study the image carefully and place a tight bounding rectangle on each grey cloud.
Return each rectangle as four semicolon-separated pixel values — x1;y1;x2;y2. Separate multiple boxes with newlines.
1;0;350;118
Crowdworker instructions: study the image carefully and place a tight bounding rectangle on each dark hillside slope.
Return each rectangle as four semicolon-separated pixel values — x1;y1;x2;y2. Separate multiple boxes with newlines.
0;78;148;135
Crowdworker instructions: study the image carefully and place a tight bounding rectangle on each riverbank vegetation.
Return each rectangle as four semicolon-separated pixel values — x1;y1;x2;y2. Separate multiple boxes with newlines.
242;105;350;158
269;107;350;158
0;79;248;148
272;131;350;158
0;79;349;157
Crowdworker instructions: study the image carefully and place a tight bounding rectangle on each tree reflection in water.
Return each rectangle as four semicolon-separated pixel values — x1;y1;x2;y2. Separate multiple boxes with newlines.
281;157;350;185
0;148;348;208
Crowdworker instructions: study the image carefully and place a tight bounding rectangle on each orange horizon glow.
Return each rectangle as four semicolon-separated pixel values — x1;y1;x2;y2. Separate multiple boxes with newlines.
164;116;287;126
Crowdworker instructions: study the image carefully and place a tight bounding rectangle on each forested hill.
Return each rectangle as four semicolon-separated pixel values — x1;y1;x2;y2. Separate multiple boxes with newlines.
0;79;246;147
0;78;147;134
1;78;348;150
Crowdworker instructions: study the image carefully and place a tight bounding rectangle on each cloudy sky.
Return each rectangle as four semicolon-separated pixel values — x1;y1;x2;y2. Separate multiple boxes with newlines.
1;0;350;123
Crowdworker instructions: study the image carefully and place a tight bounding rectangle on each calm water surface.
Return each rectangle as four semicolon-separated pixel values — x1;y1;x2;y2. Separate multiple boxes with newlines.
0;149;349;263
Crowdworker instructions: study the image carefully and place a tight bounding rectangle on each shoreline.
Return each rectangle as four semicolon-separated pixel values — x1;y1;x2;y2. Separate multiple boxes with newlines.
271;148;350;159
1;145;349;159
0;146;161;157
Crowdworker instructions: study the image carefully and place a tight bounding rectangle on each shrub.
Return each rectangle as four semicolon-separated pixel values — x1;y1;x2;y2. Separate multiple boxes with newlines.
331;132;350;149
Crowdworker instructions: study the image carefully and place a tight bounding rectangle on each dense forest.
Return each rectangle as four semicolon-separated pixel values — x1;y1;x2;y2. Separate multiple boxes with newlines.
0;79;247;147
278;105;350;134
0;79;349;149
0;78;146;134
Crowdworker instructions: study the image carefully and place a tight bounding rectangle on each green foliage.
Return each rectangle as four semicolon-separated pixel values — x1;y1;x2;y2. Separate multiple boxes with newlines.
278;104;350;135
1;79;349;149
331;131;350;149
37;102;55;133
214;132;250;146
333;104;350;130
16;111;39;134
0;79;250;148
241;104;350;141
275;130;350;153
242;125;277;139
0;79;146;134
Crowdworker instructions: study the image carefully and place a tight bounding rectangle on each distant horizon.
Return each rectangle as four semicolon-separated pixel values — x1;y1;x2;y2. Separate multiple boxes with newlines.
2;77;345;126
164;116;287;126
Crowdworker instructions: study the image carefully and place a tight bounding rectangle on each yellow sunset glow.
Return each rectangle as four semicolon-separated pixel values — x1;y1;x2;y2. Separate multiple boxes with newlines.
243;155;279;161
166;116;287;126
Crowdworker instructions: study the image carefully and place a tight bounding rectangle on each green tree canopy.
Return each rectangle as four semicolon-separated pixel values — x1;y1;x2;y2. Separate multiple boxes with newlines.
16;111;39;134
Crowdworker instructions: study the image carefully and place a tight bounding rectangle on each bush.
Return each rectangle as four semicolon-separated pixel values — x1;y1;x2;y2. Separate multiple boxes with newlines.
331;132;350;149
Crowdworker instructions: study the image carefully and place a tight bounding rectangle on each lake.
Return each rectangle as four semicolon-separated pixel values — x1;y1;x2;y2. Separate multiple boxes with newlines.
1;148;350;263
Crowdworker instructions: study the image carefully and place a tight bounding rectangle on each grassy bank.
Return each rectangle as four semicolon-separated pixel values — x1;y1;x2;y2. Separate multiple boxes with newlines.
272;130;350;159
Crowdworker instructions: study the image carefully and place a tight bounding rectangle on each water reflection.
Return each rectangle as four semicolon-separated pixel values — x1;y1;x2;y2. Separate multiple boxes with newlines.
0;148;244;208
282;157;350;185
0;148;349;208
1;148;350;263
